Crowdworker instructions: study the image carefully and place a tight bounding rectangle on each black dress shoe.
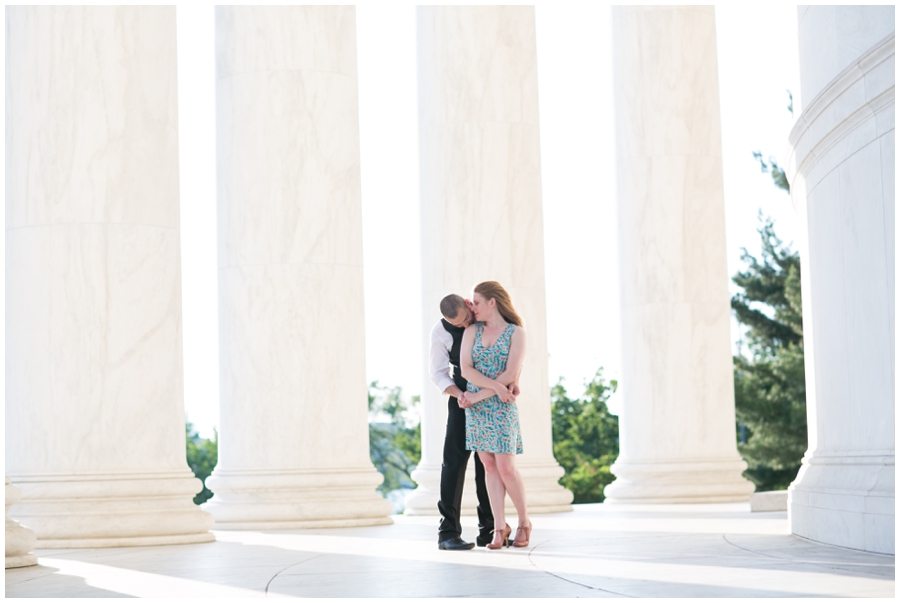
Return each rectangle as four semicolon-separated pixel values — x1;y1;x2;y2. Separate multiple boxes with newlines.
438;536;475;551
476;533;493;547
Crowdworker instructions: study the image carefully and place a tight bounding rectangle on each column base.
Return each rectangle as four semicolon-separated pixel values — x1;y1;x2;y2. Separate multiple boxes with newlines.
403;462;442;516
203;467;393;529
8;471;215;548
515;460;574;513
6;554;37;569
404;459;573;516
604;457;754;504
6;477;38;568
789;452;894;554
5;525;38;567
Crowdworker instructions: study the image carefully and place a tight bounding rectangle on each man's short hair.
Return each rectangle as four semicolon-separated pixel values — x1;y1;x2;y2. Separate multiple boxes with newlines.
440;294;466;319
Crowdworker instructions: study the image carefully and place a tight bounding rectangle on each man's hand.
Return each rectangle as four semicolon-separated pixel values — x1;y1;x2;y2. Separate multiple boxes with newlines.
457;392;473;409
444;385;464;399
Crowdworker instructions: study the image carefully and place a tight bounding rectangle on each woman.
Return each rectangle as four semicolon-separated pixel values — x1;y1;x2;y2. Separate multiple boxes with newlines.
458;281;531;549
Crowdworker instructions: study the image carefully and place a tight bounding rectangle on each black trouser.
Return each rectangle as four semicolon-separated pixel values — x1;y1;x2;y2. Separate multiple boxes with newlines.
438;397;494;542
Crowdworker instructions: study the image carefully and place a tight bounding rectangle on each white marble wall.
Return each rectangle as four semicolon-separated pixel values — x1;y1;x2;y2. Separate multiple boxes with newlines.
5;6;214;547
604;6;754;503
406;6;573;516
204;6;392;528
786;6;894;555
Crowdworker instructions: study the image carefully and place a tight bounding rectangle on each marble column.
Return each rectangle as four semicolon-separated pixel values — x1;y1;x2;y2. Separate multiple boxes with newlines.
406;6;573;516
204;6;392;529
6;477;36;569
5;6;214;547
786;6;894;554
604;6;754;503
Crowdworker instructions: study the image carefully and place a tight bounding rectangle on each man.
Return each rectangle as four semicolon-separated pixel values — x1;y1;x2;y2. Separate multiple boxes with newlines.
430;293;519;550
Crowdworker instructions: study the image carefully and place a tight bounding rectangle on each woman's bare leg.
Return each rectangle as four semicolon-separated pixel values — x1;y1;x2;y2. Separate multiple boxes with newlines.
495;454;529;528
478;451;507;537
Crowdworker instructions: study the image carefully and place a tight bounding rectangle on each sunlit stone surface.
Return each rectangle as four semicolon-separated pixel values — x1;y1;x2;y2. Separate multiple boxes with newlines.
786;6;895;555
5;477;36;569
204;6;392;529
406;6;573;516
5;6;214;547
6;504;894;597
604;6;754;503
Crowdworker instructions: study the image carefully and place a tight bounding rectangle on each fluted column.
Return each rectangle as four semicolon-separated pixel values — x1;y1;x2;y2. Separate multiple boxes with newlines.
5;6;214;546
407;6;573;516
204;6;392;529
786;6;894;554
5;477;36;569
604;6;754;503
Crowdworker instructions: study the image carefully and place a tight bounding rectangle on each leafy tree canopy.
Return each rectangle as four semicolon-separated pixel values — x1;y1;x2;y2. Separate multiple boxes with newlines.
368;381;421;495
551;369;619;503
185;422;218;505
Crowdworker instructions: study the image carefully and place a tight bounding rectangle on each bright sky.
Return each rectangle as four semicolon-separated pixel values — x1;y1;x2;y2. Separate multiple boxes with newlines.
1;5;802;440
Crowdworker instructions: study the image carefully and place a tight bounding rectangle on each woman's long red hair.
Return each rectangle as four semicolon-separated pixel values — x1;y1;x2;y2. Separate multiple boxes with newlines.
474;281;523;327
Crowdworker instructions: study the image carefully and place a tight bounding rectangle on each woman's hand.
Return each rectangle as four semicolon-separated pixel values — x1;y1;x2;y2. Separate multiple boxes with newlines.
460;389;492;407
493;381;514;403
506;383;520;403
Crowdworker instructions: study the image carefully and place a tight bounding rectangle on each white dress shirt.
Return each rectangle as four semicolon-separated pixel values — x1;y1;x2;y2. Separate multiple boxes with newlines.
429;320;458;395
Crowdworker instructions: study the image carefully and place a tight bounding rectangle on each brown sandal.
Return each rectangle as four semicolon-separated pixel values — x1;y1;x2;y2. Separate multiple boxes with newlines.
513;521;532;547
486;524;511;549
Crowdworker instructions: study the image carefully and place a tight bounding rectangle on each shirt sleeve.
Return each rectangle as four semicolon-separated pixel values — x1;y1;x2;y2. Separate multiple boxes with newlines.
428;323;457;395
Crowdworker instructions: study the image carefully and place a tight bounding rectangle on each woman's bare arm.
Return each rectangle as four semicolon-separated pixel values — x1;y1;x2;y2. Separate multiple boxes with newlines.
464;388;494;404
460;325;511;401
473;342;524;405
492;327;526;391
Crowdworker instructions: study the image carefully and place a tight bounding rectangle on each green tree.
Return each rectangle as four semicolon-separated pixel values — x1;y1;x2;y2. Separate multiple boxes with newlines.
551;369;619;503
368;382;421;495
753;90;793;195
185;422;218;505
752;151;790;193
732;210;807;490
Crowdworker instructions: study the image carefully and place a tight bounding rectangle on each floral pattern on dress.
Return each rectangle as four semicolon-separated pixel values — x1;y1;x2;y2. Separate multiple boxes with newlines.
465;322;523;455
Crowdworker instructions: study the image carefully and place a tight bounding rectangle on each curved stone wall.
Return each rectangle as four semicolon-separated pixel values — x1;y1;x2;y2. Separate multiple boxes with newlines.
787;6;894;554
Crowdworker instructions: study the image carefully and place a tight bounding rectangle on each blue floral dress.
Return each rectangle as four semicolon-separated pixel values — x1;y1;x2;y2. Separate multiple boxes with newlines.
465;322;523;455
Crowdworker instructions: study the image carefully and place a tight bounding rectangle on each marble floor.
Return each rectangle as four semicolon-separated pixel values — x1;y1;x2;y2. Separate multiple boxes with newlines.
6;502;895;598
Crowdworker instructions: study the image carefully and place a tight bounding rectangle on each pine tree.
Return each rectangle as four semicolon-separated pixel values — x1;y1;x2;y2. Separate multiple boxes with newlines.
732;214;807;490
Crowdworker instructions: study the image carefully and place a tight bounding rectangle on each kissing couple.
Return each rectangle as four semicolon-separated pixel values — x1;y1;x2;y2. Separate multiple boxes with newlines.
429;280;532;550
